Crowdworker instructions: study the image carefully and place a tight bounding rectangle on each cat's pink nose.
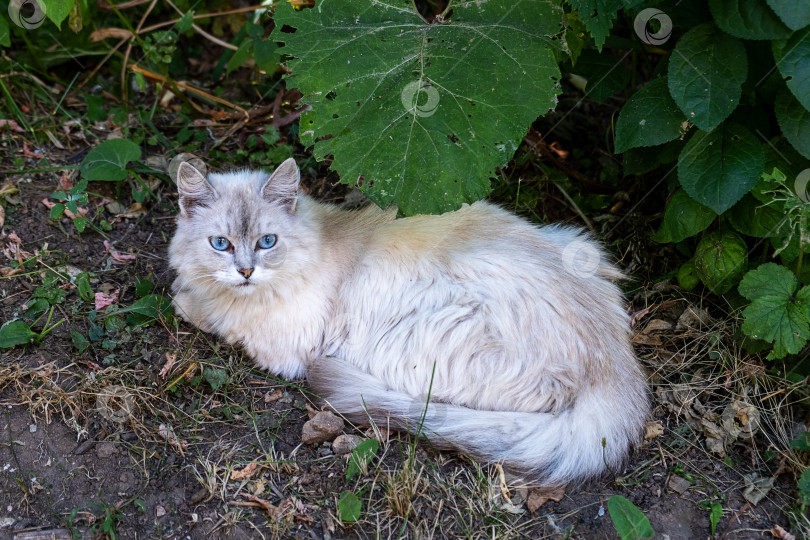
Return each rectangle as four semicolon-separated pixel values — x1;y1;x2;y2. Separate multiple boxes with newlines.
238;268;254;279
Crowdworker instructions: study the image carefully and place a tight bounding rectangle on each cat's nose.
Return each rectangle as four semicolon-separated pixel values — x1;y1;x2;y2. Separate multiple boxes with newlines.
237;267;254;279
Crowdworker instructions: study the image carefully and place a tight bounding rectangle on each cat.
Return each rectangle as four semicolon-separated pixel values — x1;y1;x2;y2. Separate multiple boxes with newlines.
168;157;649;487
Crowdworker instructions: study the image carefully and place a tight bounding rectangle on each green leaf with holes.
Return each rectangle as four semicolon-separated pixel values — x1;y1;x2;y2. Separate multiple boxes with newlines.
668;24;747;132
739;263;810;359
271;0;564;216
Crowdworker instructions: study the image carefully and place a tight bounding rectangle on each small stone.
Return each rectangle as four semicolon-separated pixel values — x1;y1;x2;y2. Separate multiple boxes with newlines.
667;475;691;495
155;504;166;517
301;411;344;444
29;424;36;433
95;441;116;459
332;434;364;455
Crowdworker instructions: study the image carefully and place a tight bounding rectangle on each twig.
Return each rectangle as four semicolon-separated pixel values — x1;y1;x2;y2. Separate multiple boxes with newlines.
99;0;152;9
552;181;595;231
140;4;270;33
120;0;159;101
128;64;249;121
163;0;238;51
78;37;129;90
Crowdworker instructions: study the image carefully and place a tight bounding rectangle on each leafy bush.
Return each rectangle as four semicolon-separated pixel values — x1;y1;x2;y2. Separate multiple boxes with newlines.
272;0;810;361
3;0;809;359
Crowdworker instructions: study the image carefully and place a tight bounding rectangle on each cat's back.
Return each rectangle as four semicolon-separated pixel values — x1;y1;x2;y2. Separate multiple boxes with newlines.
362;201;590;273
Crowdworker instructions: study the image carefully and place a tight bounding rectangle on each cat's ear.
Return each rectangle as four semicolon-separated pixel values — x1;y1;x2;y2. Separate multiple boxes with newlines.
262;158;300;214
177;161;217;217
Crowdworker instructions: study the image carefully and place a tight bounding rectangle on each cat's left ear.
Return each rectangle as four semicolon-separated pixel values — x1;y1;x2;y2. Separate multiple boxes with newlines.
177;161;217;217
262;158;300;214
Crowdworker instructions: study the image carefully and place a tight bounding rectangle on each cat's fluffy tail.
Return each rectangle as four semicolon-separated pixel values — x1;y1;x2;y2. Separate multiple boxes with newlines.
308;358;646;487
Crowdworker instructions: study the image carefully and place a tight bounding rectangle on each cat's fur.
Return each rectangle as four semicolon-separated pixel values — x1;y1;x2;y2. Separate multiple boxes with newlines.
169;157;649;486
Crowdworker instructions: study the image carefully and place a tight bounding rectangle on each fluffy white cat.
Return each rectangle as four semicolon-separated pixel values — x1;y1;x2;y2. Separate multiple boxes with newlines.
168;157;649;486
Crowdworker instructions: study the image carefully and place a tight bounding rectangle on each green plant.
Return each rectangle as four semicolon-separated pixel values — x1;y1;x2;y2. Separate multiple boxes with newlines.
608;495;655;540
271;0;565;215
336;438;380;522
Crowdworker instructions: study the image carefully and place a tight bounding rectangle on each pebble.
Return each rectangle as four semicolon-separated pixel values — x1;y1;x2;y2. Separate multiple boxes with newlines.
95;441;116;459
332;434;364;455
301;411;344;444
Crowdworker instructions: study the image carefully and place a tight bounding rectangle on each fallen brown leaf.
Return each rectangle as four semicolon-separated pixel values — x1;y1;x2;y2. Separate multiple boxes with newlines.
159;351;177;379
770;524;796;540
526;486;565;513
644;420;664;440
94;290;119;311
0;267;23;277
245;494;280;518
231;461;260;481
104;240;137;263
0;119;25;132
158;423;188;453
117;202;147;219
22;142;43;158
90;27;133;41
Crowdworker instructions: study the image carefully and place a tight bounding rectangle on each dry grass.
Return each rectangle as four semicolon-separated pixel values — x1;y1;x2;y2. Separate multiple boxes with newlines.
2;251;808;538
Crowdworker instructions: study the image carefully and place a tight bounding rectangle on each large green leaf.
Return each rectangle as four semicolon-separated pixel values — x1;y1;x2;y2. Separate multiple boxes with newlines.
0;320;37;348
708;0;791;40
668;24;747;132
727;194;788;238
346;438;379;480
615;77;688;153
80;139;142;181
608;495;655;540
773;27;810;111
766;0;810;31
568;0;623;52
775;88;810;159
337;491;362;522
694;230;748;295
40;0;74;30
652;189;715;243
677;123;764;214
739;263;810;358
271;0;563;215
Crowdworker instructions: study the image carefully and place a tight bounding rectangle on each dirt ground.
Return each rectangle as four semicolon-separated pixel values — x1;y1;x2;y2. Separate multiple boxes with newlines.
0;151;803;540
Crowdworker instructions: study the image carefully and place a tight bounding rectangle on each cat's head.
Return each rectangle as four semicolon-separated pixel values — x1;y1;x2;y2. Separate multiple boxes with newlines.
169;158;315;294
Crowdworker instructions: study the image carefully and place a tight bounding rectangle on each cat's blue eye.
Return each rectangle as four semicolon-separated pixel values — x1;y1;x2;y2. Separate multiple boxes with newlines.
209;236;230;251
257;234;277;249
